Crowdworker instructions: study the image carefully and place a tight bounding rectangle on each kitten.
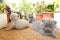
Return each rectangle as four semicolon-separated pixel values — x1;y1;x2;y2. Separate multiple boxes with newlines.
32;18;57;38
7;13;29;31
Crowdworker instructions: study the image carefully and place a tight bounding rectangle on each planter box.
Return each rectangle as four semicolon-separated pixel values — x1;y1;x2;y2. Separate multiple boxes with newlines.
0;14;7;29
43;12;54;19
36;12;54;20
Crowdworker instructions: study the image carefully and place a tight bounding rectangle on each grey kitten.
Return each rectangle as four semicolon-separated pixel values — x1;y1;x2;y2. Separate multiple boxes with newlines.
27;13;35;23
32;18;57;38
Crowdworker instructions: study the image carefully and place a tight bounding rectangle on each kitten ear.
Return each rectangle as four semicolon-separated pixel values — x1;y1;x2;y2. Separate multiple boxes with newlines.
42;18;47;22
54;21;57;24
42;19;45;22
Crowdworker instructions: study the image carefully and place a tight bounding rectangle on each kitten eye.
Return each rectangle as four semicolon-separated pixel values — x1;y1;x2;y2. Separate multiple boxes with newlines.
17;16;19;17
45;25;48;27
42;20;44;22
50;27;52;28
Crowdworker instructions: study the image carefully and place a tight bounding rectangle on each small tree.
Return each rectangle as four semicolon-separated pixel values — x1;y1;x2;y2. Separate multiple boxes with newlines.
11;3;20;12
19;0;33;19
34;1;46;13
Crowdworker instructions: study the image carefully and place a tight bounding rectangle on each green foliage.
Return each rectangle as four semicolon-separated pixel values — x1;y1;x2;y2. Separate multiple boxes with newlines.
10;0;33;14
51;0;59;11
34;1;46;13
34;2;41;13
54;0;59;11
45;3;54;12
45;2;59;12
54;3;59;11
11;3;19;11
0;0;7;13
34;1;59;13
19;0;33;13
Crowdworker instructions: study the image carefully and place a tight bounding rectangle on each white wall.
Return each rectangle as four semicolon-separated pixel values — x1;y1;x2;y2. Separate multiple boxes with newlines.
54;13;60;29
0;14;7;29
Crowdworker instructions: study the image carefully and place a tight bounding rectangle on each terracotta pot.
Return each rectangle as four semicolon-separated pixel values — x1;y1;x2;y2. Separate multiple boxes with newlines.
35;12;54;21
36;14;43;20
42;12;54;19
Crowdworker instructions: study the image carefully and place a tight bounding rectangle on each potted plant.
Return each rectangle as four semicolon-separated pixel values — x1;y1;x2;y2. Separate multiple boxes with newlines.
34;1;59;20
42;3;54;19
34;1;46;20
19;0;33;20
0;1;7;29
43;2;59;19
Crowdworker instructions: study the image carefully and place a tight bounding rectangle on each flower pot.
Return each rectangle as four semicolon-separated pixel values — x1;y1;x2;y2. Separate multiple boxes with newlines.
36;14;43;20
0;13;7;29
42;12;54;19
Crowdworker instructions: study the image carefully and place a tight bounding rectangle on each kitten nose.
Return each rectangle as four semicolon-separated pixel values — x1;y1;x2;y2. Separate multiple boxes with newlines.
18;16;19;17
45;28;52;32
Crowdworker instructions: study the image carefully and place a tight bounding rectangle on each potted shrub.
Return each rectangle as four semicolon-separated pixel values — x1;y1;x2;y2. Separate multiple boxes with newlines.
43;2;59;19
0;2;7;29
34;1;59;20
42;3;54;19
34;1;46;20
